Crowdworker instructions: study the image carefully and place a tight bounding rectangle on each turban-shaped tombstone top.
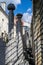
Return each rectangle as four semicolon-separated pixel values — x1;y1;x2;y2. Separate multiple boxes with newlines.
16;13;23;19
8;3;15;10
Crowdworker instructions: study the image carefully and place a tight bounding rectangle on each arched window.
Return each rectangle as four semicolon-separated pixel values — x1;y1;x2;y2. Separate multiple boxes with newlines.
2;19;4;21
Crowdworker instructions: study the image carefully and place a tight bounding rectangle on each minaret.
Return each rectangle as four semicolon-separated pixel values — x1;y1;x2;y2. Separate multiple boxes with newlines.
8;3;15;39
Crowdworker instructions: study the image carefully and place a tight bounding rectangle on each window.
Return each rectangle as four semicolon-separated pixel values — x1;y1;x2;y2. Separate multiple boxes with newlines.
2;19;4;21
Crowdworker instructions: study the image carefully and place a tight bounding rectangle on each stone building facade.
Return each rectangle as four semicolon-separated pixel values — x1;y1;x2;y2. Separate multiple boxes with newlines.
0;5;8;37
32;0;43;65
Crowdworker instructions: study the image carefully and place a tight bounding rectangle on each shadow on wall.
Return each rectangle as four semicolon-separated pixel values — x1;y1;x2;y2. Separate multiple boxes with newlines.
0;38;6;65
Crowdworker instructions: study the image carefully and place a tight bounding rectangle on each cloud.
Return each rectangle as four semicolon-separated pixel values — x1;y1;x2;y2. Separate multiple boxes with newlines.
22;12;32;23
22;7;32;23
0;0;21;6
27;8;31;12
14;0;21;5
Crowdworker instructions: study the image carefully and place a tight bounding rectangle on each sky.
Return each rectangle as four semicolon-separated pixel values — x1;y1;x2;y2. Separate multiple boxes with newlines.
0;0;32;23
15;0;32;23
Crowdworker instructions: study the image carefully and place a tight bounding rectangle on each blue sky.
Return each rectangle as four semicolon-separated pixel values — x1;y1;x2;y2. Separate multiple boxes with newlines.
14;0;32;23
0;0;32;23
15;0;32;15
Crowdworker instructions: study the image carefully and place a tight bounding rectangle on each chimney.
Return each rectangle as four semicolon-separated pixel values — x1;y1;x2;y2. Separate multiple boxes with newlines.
0;2;6;11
